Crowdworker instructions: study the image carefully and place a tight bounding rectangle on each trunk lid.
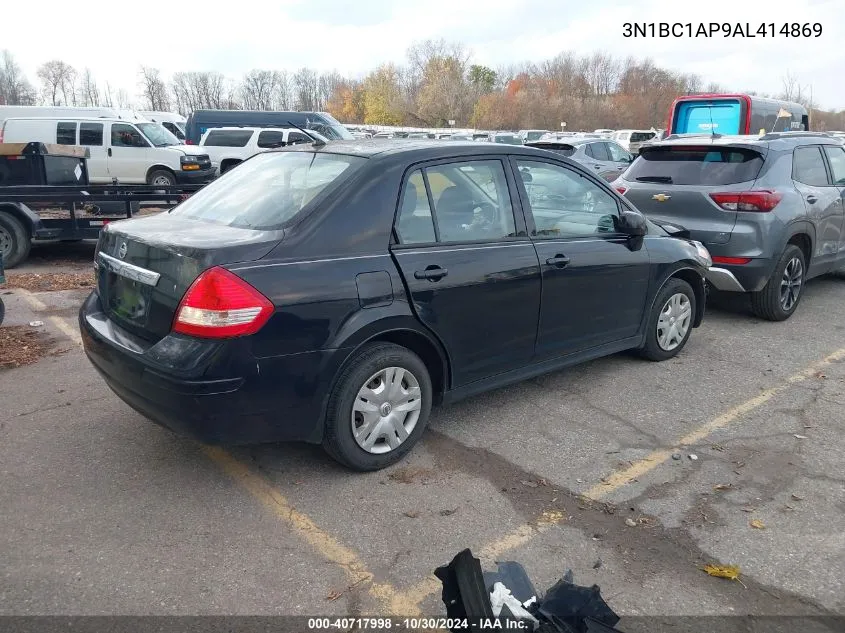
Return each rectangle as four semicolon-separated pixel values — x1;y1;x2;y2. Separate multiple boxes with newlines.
620;144;766;245
95;214;281;341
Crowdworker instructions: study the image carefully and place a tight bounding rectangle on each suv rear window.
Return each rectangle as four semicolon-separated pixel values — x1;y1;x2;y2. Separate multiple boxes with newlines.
631;132;655;142
169;151;366;230
203;129;253;147
628;146;764;185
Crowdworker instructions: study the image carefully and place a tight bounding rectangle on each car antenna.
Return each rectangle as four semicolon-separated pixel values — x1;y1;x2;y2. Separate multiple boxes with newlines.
287;120;326;147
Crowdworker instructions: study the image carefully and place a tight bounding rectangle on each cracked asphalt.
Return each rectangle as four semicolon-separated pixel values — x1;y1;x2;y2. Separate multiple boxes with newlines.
1;242;844;628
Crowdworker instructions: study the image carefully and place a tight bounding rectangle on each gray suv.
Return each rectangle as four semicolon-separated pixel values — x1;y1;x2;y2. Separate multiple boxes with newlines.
613;132;845;321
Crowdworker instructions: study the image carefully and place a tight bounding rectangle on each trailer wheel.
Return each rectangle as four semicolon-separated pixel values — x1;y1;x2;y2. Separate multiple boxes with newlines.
0;212;31;268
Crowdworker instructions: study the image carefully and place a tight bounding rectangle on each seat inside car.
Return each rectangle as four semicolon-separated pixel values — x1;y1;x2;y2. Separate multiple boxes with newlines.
436;186;476;240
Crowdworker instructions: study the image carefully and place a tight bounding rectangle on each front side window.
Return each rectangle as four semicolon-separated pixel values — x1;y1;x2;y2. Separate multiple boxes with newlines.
823;146;845;185
257;130;286;148
586;142;610;161
56;122;76;145
287;131;311;145
516;159;619;238
792;146;829;186
111;124;149;148
606;142;630;163
79;122;103;146
169;151;366;230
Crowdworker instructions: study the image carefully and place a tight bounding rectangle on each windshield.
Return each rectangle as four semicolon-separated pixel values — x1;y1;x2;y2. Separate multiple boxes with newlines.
136;122;180;147
169;151;366;230
306;120;354;140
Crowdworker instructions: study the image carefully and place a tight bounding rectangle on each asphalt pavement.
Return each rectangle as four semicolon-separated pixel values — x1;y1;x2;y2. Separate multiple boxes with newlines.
1;242;843;627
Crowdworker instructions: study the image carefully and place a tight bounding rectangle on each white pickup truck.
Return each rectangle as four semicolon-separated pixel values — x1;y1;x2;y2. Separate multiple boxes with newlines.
199;127;314;175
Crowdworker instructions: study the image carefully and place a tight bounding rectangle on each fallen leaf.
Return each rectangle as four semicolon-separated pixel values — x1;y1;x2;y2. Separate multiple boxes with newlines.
703;564;741;581
537;478;549;487
750;519;766;529
326;590;343;601
593;559;603;569
403;510;420;518
439;508;458;516
713;484;733;492
794;434;808;440
521;480;539;488
625;518;637;527
741;506;756;513
814;371;827;379
790;493;805;501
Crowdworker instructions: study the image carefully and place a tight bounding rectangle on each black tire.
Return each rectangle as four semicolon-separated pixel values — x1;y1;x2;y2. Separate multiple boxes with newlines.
0;297;5;326
147;169;175;187
220;161;241;174
0;211;31;268
323;342;433;471
638;277;696;361
750;245;805;321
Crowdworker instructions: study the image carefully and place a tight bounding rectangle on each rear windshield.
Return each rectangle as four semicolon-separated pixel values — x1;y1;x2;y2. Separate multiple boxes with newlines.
526;143;575;157
628;147;764;185
631;132;655;142
203;129;253;147
169;151;366;230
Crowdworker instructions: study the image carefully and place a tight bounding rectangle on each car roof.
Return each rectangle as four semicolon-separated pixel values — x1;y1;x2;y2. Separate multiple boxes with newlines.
645;132;843;152
278;139;583;161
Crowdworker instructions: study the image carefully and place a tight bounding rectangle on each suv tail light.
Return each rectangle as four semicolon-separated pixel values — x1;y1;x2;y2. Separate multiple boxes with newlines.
614;185;628;195
709;190;782;212
185;139;194;145
173;267;274;338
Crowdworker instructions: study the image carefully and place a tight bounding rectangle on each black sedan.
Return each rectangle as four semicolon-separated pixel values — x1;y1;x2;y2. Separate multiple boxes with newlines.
79;140;712;471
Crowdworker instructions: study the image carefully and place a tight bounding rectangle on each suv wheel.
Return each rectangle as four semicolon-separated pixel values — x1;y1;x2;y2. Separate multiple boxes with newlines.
638;278;696;361
323;342;432;471
751;245;805;321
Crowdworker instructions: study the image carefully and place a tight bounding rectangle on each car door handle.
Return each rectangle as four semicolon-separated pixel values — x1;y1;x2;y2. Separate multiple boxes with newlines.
545;254;571;268
414;266;448;281
806;195;818;204
107;148;112;157
593;165;601;170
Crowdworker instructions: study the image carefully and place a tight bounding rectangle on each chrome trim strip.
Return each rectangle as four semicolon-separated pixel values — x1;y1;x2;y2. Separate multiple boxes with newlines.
705;267;746;293
98;252;161;287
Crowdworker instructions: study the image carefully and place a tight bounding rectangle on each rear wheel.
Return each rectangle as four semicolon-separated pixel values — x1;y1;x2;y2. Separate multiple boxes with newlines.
323;343;432;471
0;211;31;268
751;245;805;321
638;278;696;361
147;169;175;187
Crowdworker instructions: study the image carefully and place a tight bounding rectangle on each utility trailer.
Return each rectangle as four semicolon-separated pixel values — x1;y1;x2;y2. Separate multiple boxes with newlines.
0;143;205;267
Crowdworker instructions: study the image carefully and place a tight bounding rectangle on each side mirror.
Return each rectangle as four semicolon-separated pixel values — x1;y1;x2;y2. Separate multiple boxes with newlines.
614;210;647;237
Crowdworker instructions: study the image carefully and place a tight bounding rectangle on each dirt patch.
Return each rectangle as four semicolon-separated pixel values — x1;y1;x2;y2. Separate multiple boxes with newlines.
4;271;95;292
387;467;438;484
0;326;54;369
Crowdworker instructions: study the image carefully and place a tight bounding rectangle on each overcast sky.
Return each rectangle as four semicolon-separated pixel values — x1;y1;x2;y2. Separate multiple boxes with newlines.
4;0;844;109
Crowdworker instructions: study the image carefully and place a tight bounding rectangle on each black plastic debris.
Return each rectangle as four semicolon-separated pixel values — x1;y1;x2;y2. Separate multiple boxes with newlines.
435;549;624;633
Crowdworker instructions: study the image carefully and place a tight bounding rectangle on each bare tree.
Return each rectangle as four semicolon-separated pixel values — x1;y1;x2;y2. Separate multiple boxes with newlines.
240;70;278;110
37;60;77;106
139;66;170;111
77;68;100;106
0;50;37;105
292;68;319;110
171;71;230;113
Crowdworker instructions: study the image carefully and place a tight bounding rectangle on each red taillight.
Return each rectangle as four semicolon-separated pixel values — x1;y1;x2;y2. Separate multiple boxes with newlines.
615;185;628;195
709;190;782;212
185;139;194;145
712;256;752;265
173;266;274;338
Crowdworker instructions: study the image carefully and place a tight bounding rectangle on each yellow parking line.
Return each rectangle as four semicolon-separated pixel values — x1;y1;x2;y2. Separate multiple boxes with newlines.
15;288;47;311
14;289;83;346
400;346;845;611
202;446;422;616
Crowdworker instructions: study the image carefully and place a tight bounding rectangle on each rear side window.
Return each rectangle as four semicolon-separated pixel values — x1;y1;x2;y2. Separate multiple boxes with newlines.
631;132;655;142
792;147;829;186
823;146;845;185
395;170;436;244
628;147;764;185
79;122;103;146
169;151;365;230
586;143;610;161
56;122;76;145
203;129;253;147
257;130;286;148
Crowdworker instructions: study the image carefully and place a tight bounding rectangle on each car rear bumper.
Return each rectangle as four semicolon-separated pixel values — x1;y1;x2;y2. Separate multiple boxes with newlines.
79;292;332;445
705;258;774;293
705;267;746;292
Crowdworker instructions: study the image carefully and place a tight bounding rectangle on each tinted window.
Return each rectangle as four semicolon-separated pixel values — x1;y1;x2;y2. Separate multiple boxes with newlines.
425;160;516;243
170;152;365;230
287;131;311;145
162;122;185;140
56;122;76;145
516;160;619;238
203;129;253;147
792;147;829;186
257;130;286;148
79;122;103;146
631;132;655;143
823;146;845;185
111;124;148;148
606;142;630;162
587;142;610;161
395;170;436;244
628;147;764;185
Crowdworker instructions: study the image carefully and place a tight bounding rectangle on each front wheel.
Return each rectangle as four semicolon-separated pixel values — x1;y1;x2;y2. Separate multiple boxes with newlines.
147;170;176;187
323;343;432;471
638;278;696;361
750;245;805;321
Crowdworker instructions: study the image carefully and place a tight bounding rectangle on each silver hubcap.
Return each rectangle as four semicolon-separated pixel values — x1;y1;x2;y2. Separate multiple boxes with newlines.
657;293;692;351
351;367;422;454
780;257;803;311
152;175;172;186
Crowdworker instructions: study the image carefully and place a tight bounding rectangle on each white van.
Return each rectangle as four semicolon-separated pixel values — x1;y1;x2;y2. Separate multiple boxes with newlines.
0;105;143;126
139;111;187;141
0;117;214;185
